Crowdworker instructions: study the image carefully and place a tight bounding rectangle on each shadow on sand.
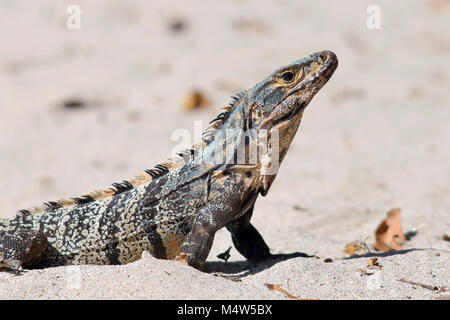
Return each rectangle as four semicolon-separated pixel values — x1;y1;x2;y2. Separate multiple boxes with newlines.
205;251;318;278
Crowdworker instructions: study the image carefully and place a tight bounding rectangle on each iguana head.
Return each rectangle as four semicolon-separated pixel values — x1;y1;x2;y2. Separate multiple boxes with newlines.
247;50;338;195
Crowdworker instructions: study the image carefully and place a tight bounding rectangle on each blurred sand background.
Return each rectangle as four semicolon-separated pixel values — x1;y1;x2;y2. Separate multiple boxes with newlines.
0;0;449;299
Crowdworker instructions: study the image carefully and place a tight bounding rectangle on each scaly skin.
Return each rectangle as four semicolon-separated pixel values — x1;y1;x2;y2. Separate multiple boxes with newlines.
0;51;338;270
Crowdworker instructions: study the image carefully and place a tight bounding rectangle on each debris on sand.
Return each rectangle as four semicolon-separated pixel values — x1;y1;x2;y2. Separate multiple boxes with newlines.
373;208;405;252
182;90;210;111
344;242;363;255
264;283;303;300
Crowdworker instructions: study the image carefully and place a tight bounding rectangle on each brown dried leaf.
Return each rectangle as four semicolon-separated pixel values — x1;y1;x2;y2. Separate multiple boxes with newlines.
442;234;450;242
182;90;210;111
373;208;405;252
264;283;303;300
367;258;382;269
344;242;363;255
357;268;375;276
373;241;393;252
216;246;232;262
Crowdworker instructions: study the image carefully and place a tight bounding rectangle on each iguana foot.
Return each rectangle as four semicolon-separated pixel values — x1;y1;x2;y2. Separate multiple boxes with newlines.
174;253;206;271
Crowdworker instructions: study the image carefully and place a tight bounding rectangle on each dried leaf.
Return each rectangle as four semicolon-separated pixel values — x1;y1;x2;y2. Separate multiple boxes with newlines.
344;242;363;255
217;246;232;262
442;234;450;242
264;283;309;300
367;258;382;269
182;90;210;111
373;208;405;252
373;241;393;252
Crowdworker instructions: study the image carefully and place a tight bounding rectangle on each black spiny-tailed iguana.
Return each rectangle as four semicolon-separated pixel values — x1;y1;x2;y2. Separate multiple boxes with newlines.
0;51;338;270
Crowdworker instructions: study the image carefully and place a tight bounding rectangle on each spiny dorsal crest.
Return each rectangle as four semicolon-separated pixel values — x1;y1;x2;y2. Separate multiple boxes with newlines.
16;92;247;217
202;91;246;144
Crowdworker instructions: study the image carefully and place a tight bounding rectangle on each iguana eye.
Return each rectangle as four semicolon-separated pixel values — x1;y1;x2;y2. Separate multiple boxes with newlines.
279;70;296;84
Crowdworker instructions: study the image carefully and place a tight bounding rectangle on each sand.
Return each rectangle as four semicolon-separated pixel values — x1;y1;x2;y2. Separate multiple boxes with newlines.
0;0;448;299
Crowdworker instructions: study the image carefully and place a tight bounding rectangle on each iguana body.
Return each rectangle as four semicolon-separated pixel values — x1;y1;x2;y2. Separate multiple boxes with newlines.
0;51;338;270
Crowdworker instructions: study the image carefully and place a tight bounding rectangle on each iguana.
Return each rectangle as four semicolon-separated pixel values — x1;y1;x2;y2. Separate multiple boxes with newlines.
0;51;338;270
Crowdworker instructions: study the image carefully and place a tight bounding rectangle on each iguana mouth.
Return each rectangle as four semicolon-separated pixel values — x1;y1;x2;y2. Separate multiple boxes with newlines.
274;102;305;126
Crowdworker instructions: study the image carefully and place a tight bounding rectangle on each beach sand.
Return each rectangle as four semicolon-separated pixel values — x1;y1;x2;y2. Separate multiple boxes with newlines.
0;0;448;299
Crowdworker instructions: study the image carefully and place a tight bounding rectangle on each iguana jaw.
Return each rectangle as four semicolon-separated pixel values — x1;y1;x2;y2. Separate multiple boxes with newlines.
255;50;338;195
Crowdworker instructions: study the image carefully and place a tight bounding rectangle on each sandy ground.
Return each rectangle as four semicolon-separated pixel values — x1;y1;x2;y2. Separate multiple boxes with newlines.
0;0;449;299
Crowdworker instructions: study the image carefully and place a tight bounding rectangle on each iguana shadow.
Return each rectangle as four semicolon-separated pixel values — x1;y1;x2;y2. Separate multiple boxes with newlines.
205;251;317;277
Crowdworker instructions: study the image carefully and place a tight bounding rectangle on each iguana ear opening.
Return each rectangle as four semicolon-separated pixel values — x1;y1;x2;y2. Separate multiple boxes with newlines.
250;104;264;128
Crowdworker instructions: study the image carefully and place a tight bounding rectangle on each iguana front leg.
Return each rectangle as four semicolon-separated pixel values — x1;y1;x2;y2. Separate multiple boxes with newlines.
0;229;48;270
175;185;248;270
226;203;271;262
174;207;222;270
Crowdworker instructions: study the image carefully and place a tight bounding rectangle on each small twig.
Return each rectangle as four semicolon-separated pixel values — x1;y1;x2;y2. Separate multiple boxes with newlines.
425;237;434;250
264;283;301;300
358;236;373;254
213;272;242;282
357;268;374;275
397;278;439;291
